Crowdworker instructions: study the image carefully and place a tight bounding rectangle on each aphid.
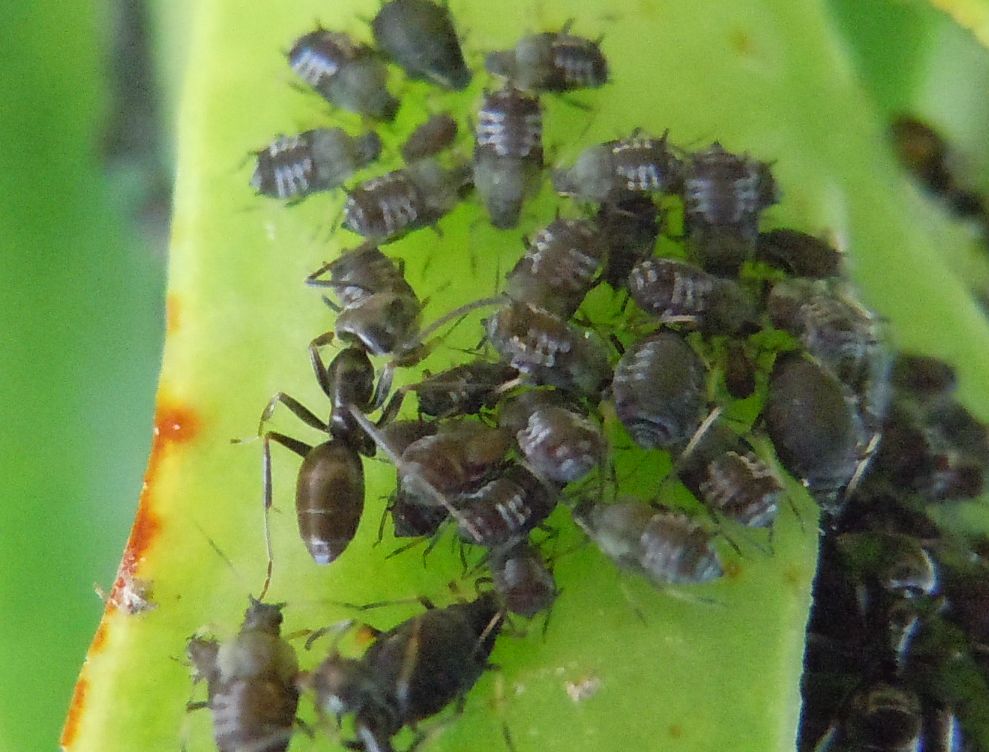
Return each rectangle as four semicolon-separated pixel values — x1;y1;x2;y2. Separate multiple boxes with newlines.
889;353;957;400
372;0;471;90
627;257;757;334
818;680;923;752
250;128;382;201
504;217;607;317
473;85;544;228
612;331;708;448
258;346;378;578
763;354;866;515
310;594;502;752
682;142;777;231
187;599;299;752
768;277;890;428
573;499;724;586
402;360;519;418
456;464;557;547
288;28;399;120
378;420;447;538
674;415;782;528
484;301;612;396
515;404;606;484
342;159;472;243
682;143;777;274
401;112;458;163
755;228;843;278
485;25;608;92
307;244;417;306
595;196;662;289
489;541;558;618
497;388;583;436
400;420;513;501
552;130;683;204
722;339;757;399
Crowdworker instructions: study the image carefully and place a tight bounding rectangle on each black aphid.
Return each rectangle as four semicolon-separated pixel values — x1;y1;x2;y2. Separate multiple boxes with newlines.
573;499;724;586
402;360;519;418
489;541;558;618
372;0;471;90
763;354;866;515
310;594;502;752
456;464;557;547
485;301;612;396
485;24;608;92
473;85;544;228
288;28;398;120
342;159;472;243
595;196;662;288
187;599;299;752
250;128;381;201
515;402;606;484
504;217;607;317
401;112;459;163
552;130;683;204
612;331;708;448
627;257;757;334
755;228;843;278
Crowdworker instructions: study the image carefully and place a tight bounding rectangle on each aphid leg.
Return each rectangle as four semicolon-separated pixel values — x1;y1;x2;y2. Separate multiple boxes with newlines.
258;392;327;435
259;432;312;601
348;405;488;542
308;331;337;396
303;618;358;652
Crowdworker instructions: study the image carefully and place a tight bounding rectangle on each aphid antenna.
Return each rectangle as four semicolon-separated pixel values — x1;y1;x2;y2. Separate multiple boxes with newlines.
303;618;360;652
678;406;725;463
348;405;487;542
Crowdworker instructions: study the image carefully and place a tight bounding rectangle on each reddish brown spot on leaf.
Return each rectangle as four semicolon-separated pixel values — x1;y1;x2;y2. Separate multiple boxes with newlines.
59;676;88;748
90;621;109;654
108;399;200;612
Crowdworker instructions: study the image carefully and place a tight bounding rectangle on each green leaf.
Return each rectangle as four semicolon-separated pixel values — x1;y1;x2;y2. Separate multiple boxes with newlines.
62;1;989;751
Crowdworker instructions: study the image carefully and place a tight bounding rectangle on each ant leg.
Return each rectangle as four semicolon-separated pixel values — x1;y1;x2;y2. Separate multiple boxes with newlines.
259;432;312;601
308;331;337;397
258;392;327;435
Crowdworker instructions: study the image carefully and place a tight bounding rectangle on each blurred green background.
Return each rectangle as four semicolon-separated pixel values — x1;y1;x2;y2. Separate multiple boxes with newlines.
1;1;986;750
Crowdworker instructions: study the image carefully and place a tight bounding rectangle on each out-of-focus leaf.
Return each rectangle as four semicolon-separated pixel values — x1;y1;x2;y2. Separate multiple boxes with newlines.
926;0;989;49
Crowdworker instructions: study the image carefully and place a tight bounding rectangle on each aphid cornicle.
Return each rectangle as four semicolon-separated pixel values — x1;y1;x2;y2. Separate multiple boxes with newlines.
612;331;708;449
484;301;612;396
489;541;558;618
187;599;299;752
342;158;472;243
288;28;399;121
473;85;544;228
456;463;557;547
485;25;608;92
401;112;459;163
627;257;757;334
310;594;502;752
552;130;683;204
763;353;866;514
572;499;724;586
250;128;382;201
504;217;607;317
371;0;471;90
674;416;782;528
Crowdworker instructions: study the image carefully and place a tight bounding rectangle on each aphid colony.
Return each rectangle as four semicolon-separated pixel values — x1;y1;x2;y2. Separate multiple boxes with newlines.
189;3;989;751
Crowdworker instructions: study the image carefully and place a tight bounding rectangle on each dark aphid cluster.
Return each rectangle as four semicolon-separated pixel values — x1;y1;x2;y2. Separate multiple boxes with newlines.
190;9;989;752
